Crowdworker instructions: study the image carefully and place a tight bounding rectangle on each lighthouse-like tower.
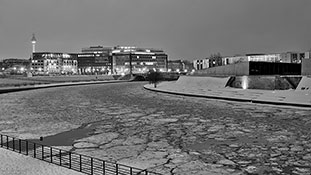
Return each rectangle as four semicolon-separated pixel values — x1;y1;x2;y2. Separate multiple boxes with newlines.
31;33;37;53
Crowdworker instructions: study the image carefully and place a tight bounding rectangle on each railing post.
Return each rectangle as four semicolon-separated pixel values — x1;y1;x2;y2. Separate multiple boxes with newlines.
50;147;53;163
0;135;155;175
91;158;93;175
79;155;82;172
19;139;21;153
6;136;9;149
34;143;36;158
26;140;28;155
42;145;44;160
59;149;62;166
69;152;71;169
103;161;105;174
12;138;15;151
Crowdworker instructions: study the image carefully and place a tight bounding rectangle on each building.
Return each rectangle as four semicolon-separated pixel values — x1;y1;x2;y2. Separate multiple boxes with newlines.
168;60;183;72
221;52;307;66
78;46;113;75
193;50;311;76
0;61;3;71
31;52;78;75
193;59;209;70
82;46;112;54
221;55;248;65
112;46;168;75
168;60;194;73
1;58;30;74
305;51;311;59
79;45;168;75
280;52;305;63
221;54;282;66
2;58;30;69
246;53;282;62
194;61;302;76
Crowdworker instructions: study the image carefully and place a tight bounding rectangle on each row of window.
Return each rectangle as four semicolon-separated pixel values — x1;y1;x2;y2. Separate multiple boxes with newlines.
32;63;77;66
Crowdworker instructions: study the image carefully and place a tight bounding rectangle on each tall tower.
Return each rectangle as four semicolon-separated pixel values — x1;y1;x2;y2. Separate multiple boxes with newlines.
31;33;37;53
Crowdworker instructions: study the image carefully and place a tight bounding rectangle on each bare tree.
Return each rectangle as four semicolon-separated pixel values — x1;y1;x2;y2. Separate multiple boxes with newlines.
147;71;162;88
209;52;222;67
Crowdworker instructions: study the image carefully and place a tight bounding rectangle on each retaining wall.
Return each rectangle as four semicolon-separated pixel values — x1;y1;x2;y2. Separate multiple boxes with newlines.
193;62;250;76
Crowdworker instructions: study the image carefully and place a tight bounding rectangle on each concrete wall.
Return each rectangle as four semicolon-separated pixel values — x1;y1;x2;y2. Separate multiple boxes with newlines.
176;75;229;89
302;59;311;75
296;76;311;91
193;62;249;76
227;76;301;90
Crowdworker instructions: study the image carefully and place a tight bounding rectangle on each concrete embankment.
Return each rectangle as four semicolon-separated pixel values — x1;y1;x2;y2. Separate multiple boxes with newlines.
144;76;311;108
0;80;129;94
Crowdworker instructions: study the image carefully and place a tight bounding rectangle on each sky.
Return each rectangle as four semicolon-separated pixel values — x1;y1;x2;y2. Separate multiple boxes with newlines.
0;0;310;61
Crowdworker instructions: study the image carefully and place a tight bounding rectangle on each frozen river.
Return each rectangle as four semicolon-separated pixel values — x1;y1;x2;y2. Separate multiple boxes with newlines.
0;82;311;174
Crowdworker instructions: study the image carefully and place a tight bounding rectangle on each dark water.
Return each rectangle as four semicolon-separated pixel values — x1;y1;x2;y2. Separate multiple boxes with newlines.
4;123;95;151
30;124;94;146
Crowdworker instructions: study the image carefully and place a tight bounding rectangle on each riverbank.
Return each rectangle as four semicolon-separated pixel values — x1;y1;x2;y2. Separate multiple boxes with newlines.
144;76;311;108
0;75;128;94
0;75;116;87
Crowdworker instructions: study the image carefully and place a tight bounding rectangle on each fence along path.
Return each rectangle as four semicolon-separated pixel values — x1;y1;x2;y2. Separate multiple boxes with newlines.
0;134;161;175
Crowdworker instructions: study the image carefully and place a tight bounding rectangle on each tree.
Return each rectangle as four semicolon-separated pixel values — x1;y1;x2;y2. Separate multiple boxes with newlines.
209;52;222;67
147;70;162;88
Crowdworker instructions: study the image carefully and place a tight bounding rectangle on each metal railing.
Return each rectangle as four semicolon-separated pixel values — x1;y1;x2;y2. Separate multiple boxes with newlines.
0;134;161;175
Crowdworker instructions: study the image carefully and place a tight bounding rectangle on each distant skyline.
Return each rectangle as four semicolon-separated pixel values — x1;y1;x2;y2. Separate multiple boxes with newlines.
0;0;311;60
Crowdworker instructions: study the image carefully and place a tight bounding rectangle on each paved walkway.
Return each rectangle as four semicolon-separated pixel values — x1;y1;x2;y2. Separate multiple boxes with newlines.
144;76;311;108
0;148;83;175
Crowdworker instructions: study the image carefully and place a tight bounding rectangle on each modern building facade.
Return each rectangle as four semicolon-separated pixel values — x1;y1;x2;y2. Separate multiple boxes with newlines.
194;61;302;76
193;51;311;76
167;60;194;73
78;46;113;75
29;46;168;75
112;46;168;75
305;51;311;59
221;54;282;66
0;58;30;74
2;58;30;69
221;52;308;66
193;59;209;70
31;52;78;75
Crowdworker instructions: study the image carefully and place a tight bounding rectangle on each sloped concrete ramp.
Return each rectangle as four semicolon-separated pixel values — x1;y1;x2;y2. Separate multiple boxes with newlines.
145;76;311;108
